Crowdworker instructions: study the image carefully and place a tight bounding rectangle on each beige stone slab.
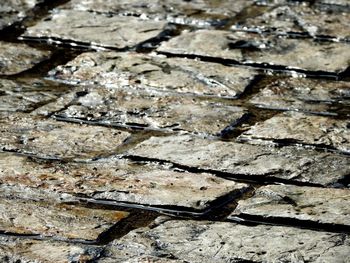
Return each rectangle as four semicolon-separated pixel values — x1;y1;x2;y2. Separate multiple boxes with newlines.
21;9;168;49
249;78;350;115
0;79;69;113
100;219;350;262
157;30;350;73
0;113;130;160
0;41;51;75
51;86;247;135
0;236;103;262
230;184;350;226
127;135;350;187
49;51;257;98
0;198;129;241
0;153;248;211
238;112;350;154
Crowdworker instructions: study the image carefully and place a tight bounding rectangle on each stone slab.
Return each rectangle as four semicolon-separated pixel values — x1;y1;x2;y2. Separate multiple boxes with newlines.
0;41;51;75
51;86;247;135
0;113;130;160
63;0;253;27
249;78;350;115
0;79;69;113
100;219;350;262
157;30;350;74
230;184;350;226
0;236;103;262
127;135;350;187
0;198;129;241
0;152;248;211
238;112;350;154
233;5;350;40
49;51;257;98
21;9;168;49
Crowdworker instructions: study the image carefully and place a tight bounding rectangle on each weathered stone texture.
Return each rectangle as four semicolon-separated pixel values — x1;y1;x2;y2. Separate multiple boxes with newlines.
0;41;51;75
51;86;247;135
249;78;350;115
0;153;248;211
0;198;129;241
49;51;257;98
238;112;350;154
128;135;350;186
158;30;350;73
0;113;130;160
230;184;350;226
21;9;168;49
100;219;350;262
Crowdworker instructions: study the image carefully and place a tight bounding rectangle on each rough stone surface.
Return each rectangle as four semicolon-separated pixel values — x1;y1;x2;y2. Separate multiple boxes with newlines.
0;79;69;113
0;236;103;262
230;184;350;226
0;198;129;241
127;135;350;186
238;112;350;154
51;86;247;135
0;113;130;160
0;41;51;75
21;9;168;49
249;78;350;115
0;153;248;211
49;51;257;98
233;5;350;40
101;219;350;262
63;0;253;27
157;30;350;73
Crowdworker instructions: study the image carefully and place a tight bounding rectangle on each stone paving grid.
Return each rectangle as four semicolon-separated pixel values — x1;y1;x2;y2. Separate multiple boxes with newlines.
0;0;349;262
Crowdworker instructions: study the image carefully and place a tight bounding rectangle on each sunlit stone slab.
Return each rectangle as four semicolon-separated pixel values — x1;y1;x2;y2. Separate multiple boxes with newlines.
21;9;168;49
127;135;350;186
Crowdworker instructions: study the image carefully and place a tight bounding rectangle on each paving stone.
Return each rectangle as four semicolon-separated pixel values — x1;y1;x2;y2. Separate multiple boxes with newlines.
0;113;130;160
0;236;103;262
100;219;350;262
249;78;350;115
238;111;350;154
127;135;350;187
63;0;253;27
157;30;350;74
21;9;168;49
230;184;350;226
51;86;247;135
49;51;257;98
233;5;350;40
0;152;248;211
0;41;51;75
0;79;69;113
0;198;129;241
0;0;41;30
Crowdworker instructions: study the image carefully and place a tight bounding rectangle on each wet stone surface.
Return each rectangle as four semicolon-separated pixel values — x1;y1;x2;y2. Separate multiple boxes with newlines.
0;41;51;75
127;135;350;187
49;51;257;98
158;30;350;74
238;111;350;154
101;218;350;262
0;113;130;160
51;86;248;135
0;152;248;212
230;184;350;226
21;9;168;49
249;77;350;115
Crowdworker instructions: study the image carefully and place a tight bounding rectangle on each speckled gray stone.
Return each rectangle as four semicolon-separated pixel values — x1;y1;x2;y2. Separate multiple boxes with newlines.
127;135;350;186
238;112;350;154
49;51;257;98
230;184;350;226
21;9;168;49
